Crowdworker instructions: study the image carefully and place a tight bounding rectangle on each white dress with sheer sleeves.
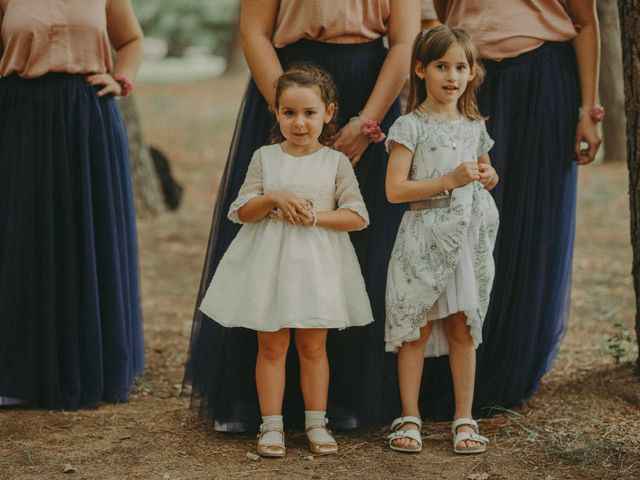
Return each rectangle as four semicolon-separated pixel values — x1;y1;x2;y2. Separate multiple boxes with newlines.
199;144;373;332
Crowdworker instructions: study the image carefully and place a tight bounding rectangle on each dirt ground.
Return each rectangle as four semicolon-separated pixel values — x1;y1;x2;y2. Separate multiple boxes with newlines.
1;75;639;480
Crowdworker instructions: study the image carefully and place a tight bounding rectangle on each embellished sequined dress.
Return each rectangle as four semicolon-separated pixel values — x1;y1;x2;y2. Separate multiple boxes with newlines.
384;111;499;357
199;144;373;331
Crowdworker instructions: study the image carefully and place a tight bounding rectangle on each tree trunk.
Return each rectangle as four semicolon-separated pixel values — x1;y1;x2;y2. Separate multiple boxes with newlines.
118;95;167;218
224;6;247;75
617;0;640;371
598;0;627;162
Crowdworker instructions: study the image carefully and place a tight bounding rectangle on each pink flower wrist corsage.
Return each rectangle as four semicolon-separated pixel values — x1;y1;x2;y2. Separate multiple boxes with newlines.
349;114;386;143
360;119;386;143
113;73;133;96
579;105;605;123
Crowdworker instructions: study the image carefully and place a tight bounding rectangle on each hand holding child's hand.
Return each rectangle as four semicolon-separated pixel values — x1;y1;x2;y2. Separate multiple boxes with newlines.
450;161;480;189
268;191;313;225
478;163;499;191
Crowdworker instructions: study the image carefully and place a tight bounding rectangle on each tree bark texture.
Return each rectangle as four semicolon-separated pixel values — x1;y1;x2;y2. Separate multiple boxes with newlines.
617;0;640;370
598;0;627;162
118;95;167;218
224;7;247;75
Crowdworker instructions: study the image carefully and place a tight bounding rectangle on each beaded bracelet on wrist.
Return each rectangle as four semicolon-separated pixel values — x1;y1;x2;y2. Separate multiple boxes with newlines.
113;73;133;96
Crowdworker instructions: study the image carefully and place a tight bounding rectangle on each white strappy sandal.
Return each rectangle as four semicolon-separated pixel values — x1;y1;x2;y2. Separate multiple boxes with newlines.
451;418;489;454
387;416;423;453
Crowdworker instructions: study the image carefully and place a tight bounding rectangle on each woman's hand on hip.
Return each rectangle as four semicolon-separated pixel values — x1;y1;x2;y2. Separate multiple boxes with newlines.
332;124;371;167
85;74;122;97
574;116;602;165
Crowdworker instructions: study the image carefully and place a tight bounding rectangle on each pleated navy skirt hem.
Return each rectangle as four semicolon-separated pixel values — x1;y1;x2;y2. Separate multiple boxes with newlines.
0;74;144;410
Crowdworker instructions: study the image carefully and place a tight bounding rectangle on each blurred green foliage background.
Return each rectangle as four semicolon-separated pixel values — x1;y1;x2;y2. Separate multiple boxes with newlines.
131;0;239;57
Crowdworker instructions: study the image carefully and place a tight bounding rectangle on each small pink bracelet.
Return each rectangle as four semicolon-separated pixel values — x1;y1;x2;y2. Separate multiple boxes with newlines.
579;105;605;123
113;73;133;96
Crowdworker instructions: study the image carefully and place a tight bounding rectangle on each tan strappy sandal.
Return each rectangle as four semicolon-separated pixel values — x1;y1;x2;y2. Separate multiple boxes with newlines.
305;421;338;455
256;423;286;458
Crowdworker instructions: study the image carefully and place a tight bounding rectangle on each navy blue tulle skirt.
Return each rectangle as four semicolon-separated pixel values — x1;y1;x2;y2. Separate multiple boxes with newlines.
184;39;405;431
421;42;580;418
0;74;144;410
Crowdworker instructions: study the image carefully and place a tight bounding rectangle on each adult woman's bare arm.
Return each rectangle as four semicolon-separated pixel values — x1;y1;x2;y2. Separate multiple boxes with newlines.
240;0;283;108
567;0;601;164
107;0;144;80
333;0;420;165
360;0;420;122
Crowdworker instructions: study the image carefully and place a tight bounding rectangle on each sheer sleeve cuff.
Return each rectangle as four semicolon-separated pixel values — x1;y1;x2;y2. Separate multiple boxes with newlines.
227;193;260;224
339;202;370;230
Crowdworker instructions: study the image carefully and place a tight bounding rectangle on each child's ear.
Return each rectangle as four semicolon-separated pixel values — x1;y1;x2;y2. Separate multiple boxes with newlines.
414;61;426;79
325;102;336;123
469;65;477;81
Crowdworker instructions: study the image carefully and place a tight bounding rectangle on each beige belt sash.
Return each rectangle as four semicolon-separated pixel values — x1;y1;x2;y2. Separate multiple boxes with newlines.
408;197;451;210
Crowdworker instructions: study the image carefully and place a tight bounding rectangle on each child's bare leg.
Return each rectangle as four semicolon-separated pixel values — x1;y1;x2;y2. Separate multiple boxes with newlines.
393;323;433;450
295;328;329;411
295;329;337;453
443;313;482;450
256;329;290;415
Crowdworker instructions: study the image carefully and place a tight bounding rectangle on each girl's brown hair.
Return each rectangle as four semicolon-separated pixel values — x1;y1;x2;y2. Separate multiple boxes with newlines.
406;26;485;120
271;63;339;145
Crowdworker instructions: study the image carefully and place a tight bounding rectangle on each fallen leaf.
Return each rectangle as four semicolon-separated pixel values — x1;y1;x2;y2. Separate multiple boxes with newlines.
467;474;489;480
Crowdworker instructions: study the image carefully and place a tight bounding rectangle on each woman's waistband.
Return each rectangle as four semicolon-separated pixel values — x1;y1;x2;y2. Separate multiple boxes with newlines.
1;73;89;85
276;38;386;60
482;41;573;69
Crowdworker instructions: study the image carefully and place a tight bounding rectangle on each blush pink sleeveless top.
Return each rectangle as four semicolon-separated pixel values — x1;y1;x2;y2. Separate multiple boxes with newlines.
272;0;390;48
0;0;112;78
443;0;577;60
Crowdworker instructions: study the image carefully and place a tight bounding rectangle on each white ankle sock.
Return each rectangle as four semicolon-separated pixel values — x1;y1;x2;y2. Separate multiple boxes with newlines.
259;415;284;445
305;411;334;444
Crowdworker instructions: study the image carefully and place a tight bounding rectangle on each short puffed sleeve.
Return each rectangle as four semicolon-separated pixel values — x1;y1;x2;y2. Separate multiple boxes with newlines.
477;121;494;156
385;114;420;154
228;148;263;224
335;153;369;230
